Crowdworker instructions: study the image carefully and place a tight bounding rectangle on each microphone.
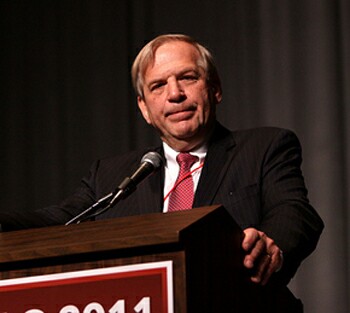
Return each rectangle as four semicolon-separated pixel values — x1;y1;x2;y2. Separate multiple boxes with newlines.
65;151;163;225
109;151;163;205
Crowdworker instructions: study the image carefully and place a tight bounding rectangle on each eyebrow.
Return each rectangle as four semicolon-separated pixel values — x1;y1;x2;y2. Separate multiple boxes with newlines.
146;67;201;87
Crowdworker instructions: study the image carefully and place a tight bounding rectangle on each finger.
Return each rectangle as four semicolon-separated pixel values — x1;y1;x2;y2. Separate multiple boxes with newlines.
259;249;283;285
243;230;267;269
250;254;271;284
242;228;267;253
250;232;267;257
243;238;266;269
242;228;260;251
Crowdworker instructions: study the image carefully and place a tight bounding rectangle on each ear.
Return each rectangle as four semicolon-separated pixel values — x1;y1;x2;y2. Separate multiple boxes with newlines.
210;86;222;105
214;88;222;104
137;96;152;124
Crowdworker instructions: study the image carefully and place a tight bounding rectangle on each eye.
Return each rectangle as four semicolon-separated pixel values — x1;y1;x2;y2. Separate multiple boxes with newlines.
150;82;166;92
182;74;198;81
179;72;200;84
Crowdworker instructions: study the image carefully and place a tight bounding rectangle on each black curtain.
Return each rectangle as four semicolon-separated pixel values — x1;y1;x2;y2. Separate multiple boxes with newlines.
1;1;349;312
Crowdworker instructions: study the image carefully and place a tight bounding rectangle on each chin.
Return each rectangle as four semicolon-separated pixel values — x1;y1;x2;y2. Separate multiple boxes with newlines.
173;127;198;139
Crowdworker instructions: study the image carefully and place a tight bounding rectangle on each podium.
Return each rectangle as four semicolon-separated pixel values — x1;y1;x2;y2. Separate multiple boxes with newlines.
0;205;248;312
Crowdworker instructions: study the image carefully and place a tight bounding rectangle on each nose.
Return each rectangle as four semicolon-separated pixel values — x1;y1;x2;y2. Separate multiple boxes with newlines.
167;78;186;102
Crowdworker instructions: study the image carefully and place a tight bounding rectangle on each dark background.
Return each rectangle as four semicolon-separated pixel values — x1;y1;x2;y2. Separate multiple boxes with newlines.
1;1;349;312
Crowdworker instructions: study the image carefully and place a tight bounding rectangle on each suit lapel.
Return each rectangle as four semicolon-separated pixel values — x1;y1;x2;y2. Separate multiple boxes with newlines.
193;123;236;207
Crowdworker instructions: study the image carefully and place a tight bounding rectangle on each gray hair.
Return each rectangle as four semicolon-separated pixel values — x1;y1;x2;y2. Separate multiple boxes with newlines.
131;34;221;99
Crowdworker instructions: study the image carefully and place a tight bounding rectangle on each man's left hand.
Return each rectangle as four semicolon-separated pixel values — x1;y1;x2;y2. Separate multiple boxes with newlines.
242;228;283;285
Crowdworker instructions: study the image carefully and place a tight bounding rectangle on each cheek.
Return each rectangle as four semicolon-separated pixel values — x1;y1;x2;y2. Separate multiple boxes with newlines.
199;93;213;116
146;104;165;126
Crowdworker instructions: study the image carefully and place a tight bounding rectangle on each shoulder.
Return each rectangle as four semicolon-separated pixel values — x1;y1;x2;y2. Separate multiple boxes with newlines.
100;150;145;166
216;126;303;164
82;147;162;194
230;127;301;151
93;146;163;173
232;127;298;142
210;123;302;154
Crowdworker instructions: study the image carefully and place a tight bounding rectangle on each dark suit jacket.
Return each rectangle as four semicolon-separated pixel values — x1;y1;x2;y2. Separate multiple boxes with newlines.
0;123;323;311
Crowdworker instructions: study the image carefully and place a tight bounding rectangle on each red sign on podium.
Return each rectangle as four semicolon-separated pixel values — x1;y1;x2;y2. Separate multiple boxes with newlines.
0;261;174;313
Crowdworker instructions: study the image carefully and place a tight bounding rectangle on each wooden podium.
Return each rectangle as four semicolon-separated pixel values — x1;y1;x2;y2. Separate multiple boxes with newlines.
0;205;247;312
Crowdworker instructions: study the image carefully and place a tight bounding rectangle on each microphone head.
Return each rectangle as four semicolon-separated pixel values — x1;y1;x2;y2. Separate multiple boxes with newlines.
141;151;163;169
126;151;163;189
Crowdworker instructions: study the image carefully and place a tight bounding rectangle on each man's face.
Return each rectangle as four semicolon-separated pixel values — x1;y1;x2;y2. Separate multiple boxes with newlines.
137;41;222;151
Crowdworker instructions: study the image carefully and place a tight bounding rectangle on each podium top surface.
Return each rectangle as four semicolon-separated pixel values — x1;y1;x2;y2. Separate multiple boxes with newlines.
0;205;236;264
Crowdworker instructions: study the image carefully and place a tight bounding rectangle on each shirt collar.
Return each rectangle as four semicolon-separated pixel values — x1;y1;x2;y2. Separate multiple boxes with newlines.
162;142;207;168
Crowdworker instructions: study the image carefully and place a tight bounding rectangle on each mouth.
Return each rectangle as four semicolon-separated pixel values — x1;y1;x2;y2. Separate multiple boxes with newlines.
165;105;197;119
166;108;196;121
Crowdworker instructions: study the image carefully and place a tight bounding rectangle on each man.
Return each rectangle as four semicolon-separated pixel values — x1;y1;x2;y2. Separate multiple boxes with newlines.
0;34;323;311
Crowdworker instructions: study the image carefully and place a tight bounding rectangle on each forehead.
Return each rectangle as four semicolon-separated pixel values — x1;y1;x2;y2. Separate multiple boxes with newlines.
144;41;201;78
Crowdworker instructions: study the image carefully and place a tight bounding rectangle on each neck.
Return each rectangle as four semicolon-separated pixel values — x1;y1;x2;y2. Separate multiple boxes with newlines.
165;139;204;152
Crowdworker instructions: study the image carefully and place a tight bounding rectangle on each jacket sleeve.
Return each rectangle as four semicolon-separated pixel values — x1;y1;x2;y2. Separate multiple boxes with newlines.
259;129;324;284
0;160;100;231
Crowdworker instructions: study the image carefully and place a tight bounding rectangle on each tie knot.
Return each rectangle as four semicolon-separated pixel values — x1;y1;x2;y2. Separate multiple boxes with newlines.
176;153;198;170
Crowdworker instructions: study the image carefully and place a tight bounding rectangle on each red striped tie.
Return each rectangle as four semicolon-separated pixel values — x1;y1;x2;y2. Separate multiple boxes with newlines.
168;153;198;212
